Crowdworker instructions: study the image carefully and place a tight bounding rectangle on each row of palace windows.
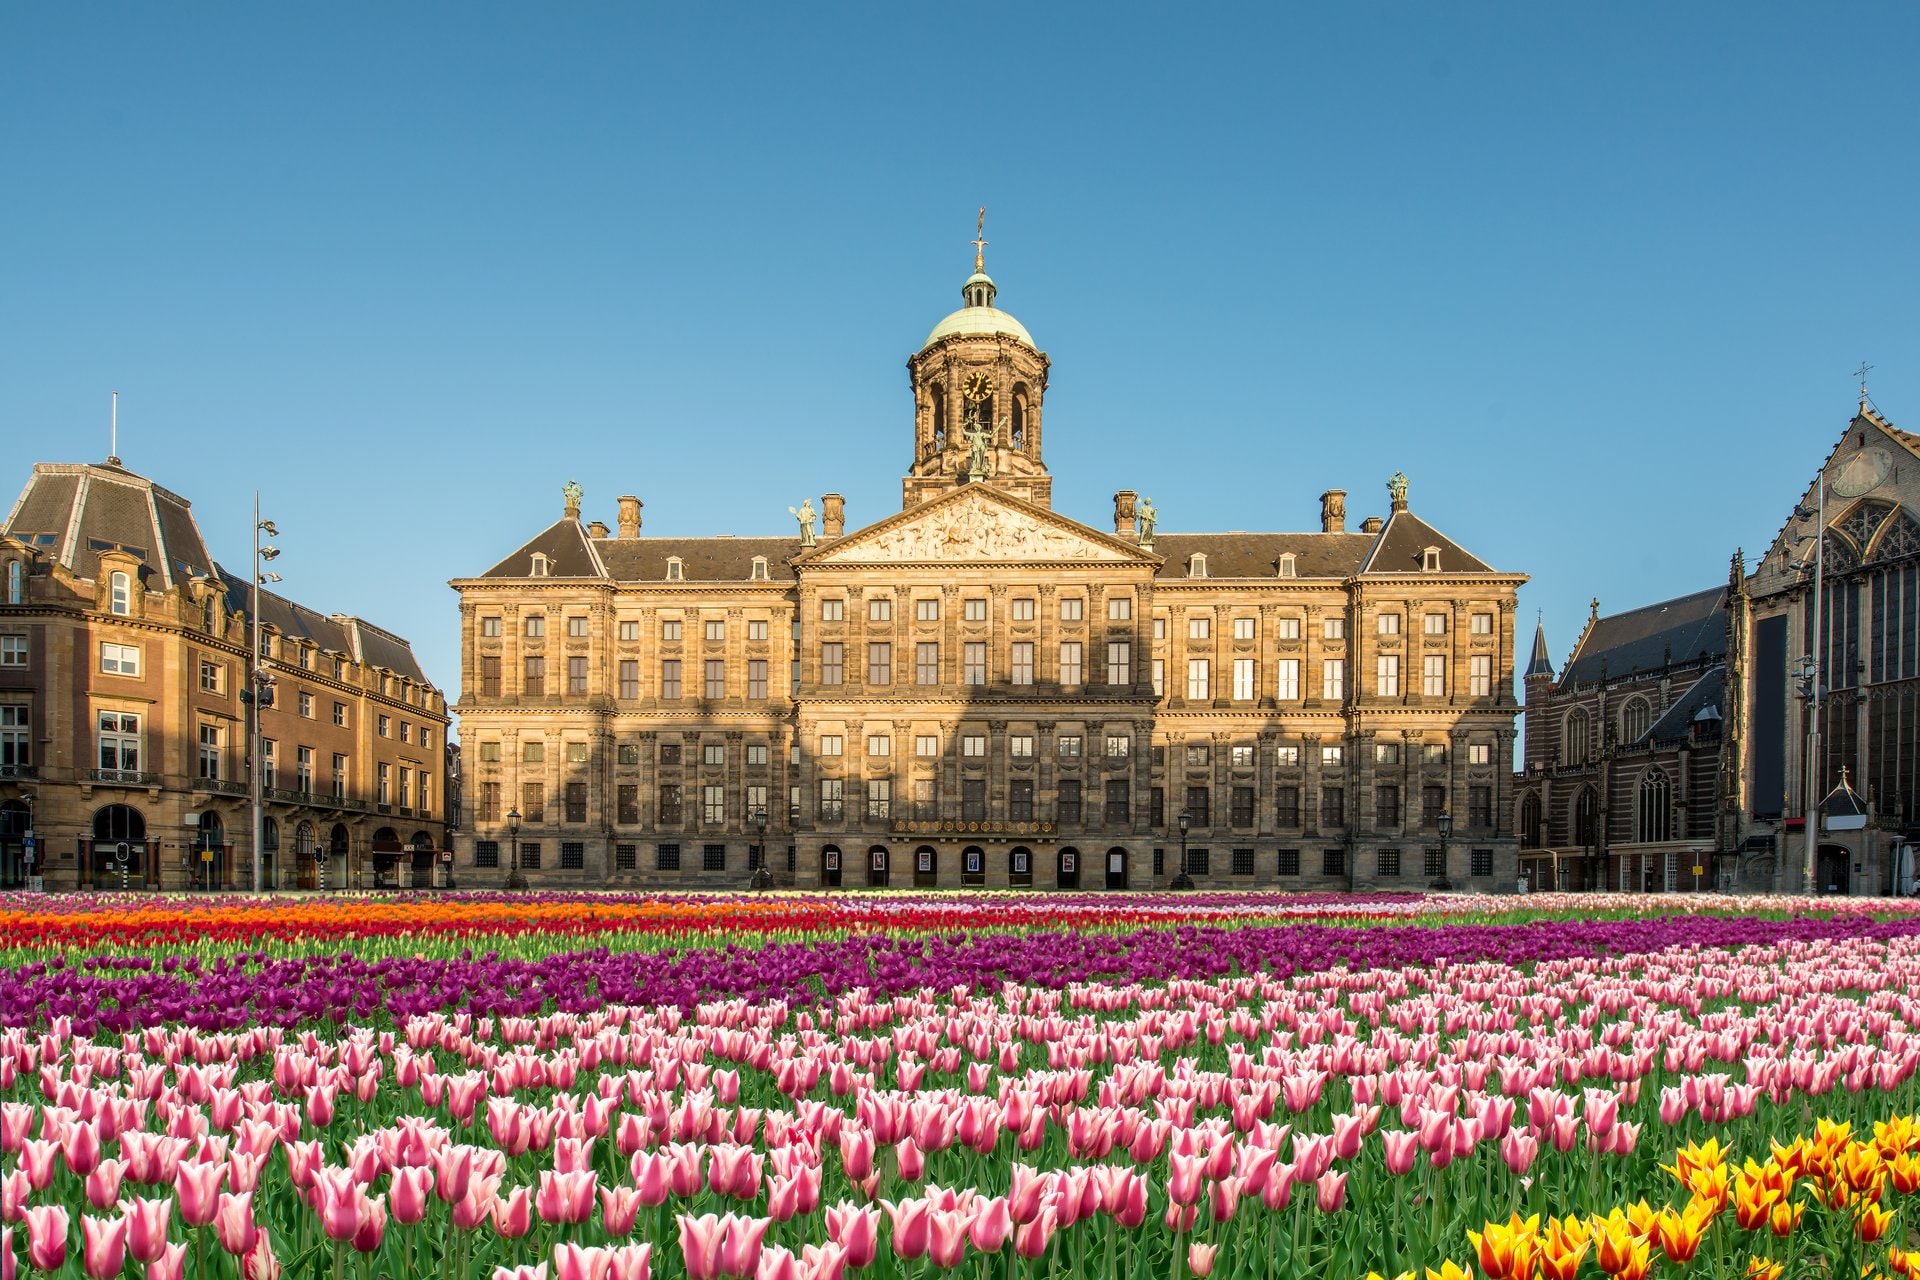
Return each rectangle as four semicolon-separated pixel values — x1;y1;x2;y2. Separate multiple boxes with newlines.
478;646;1498;700
475;734;1491;770
481;605;1502;640
475;774;1493;832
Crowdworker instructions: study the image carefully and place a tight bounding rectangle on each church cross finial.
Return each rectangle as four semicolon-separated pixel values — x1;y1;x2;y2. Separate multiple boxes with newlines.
1856;360;1875;409
972;207;988;273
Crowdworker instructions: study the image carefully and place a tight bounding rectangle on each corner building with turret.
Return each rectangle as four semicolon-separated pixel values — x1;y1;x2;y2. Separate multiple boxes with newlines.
450;249;1528;891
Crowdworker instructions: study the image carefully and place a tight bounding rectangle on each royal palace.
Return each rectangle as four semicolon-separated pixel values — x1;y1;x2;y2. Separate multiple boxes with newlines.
450;240;1527;891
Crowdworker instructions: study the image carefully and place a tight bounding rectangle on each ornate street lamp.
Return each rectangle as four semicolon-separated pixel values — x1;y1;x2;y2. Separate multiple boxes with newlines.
1431;810;1454;892
504;807;525;890
749;806;773;890
249;495;280;894
1171;809;1194;890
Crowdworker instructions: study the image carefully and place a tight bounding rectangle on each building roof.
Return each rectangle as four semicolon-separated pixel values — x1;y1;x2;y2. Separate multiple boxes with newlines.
1562;586;1727;687
1358;509;1493;574
216;568;432;685
1642;663;1725;743
2;461;216;588
481;516;608;579
597;536;807;582
922;270;1038;350
1149;533;1374;579
1526;618;1555;679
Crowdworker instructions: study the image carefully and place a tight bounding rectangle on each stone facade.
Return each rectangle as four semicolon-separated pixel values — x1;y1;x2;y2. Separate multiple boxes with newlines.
450;254;1527;892
0;460;450;891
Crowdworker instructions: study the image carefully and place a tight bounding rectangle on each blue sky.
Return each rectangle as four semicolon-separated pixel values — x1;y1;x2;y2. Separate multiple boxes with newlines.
4;4;1918;718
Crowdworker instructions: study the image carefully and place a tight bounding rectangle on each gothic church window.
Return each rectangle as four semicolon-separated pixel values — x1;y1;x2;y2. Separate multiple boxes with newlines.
1565;709;1590;765
1636;769;1672;843
1621;698;1651;744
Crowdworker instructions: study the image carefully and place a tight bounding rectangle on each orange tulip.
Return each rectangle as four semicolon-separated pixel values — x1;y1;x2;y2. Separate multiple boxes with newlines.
1594;1217;1644;1277
1734;1169;1786;1231
1890;1152;1920;1196
1424;1262;1472;1280
1768;1199;1805;1238
1746;1257;1784;1280
1841;1143;1888;1194
1666;1137;1728;1188
1654;1201;1712;1264
1887;1246;1915;1279
1536;1236;1588;1280
1468;1214;1541;1280
1856;1202;1897;1244
1875;1117;1920;1160
1688;1163;1734;1215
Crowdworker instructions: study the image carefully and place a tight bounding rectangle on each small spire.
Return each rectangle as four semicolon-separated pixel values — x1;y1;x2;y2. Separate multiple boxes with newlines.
1856;360;1874;413
1589;597;1600;620
1526;613;1555;680
107;391;121;467
972;207;988;274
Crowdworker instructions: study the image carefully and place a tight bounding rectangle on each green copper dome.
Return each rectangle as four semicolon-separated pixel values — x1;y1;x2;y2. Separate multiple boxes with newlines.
922;271;1036;349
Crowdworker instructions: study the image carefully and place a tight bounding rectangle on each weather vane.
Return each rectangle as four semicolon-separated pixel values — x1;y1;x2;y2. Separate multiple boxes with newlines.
1856;360;1874;405
972;207;988;273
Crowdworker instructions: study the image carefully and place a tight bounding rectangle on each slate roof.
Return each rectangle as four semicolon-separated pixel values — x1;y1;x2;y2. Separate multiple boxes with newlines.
2;462;215;587
216;567;431;685
1358;510;1493;574
1642;664;1725;743
597;537;806;582
1150;533;1374;579
481;517;607;579
1562;586;1727;687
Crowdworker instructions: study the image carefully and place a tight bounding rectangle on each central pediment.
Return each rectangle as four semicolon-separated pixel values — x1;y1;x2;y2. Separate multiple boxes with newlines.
799;485;1158;566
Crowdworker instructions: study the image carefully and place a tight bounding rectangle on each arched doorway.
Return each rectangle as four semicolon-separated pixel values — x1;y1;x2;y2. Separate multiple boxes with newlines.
1009;846;1033;888
294;821;318;889
1818;843;1852;895
866;845;890;888
1058;846;1081;890
193;812;226;891
913;845;937;888
92;804;147;890
961;845;986;887
822;844;843;888
410;830;436;888
371;827;403;889
0;800;29;889
1104;846;1128;890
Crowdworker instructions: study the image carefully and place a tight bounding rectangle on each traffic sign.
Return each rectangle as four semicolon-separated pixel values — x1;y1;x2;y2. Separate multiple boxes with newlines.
314;848;329;865
440;851;452;863
115;842;131;864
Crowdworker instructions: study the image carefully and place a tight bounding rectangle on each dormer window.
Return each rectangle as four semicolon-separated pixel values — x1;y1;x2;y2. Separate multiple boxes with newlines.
750;556;769;581
530;553;550;577
109;570;131;615
1188;553;1208;578
666;557;684;581
1422;547;1442;572
1277;554;1296;579
5;560;21;605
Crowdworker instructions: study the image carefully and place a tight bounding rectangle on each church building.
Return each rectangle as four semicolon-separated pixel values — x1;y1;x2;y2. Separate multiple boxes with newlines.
449;236;1527;891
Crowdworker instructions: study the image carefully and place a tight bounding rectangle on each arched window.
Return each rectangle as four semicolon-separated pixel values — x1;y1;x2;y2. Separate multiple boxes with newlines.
262;816;280;852
109;571;131;615
1519;794;1542;848
1011;388;1028;451
1573;789;1597;847
1637;769;1672;843
1621;698;1651;743
5;561;20;605
1565;709;1591;765
931;384;947;451
202;594;217;634
93;804;146;842
295;822;316;859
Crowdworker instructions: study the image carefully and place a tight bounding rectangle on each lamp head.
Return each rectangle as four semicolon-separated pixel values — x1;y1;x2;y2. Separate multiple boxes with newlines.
1178;810;1191;834
259;520;278;537
258;546;280;561
1438;811;1453;837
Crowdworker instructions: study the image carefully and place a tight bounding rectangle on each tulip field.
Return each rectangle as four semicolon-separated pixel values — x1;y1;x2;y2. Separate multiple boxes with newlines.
7;892;1920;1280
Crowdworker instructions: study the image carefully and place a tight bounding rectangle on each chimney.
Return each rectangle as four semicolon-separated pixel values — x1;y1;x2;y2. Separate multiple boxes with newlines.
587;521;609;539
617;495;643;539
1113;490;1139;539
1360;516;1383;534
822;493;845;538
1319;489;1347;534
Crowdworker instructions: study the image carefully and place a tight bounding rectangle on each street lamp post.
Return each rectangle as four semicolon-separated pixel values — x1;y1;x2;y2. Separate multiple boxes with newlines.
1431;810;1453;892
248;494;280;895
1171;809;1193;890
504;807;525;890
750;807;772;890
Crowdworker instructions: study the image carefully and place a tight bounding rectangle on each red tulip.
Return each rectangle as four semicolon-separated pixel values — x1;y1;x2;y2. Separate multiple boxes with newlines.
22;1205;66;1273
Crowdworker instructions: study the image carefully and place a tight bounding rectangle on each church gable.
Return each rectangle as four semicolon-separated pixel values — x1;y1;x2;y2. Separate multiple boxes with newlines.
801;485;1153;565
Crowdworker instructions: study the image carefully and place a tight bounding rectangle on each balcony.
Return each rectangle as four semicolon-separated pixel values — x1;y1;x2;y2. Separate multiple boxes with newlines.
192;777;248;797
0;764;36;780
88;768;158;786
264;786;370;813
889;817;1055;840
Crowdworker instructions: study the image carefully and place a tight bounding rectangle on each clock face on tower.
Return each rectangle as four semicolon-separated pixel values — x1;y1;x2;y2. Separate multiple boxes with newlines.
962;372;994;403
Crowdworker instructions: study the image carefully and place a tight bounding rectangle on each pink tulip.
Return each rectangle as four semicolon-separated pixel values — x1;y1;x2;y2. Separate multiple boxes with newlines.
390;1167;433;1226
83;1160;125;1211
64;1123;102;1178
453;1177;501;1232
894;1138;925;1183
1208;1176;1242;1225
1189;1243;1218;1278
880;1198;930;1261
969;1196;1012;1252
1315;1170;1348;1213
493;1267;548;1280
214;1191;257;1256
148;1241;187;1280
79;1215;125;1280
433;1146;475;1204
606;1243;651;1280
678;1214;726;1280
753;1246;800;1280
491;1186;533;1239
764;1176;801;1223
22;1205;66;1273
1167;1152;1206;1206
601;1184;643;1235
175;1159;226;1229
824;1203;878;1269
536;1170;596;1225
2;1172;29;1224
18;1143;55;1193
553;1243;613;1280
927;1208;970;1268
1165;1202;1199;1232
798;1243;846;1280
1012;1206;1057;1260
313;1169;361;1243
836;1129;875;1181
718;1215;768;1278
241;1228;281;1280
1381;1128;1420;1175
1;1226;12;1280
120;1194;172;1264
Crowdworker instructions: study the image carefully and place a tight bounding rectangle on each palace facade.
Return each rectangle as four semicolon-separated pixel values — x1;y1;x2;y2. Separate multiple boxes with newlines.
450;249;1528;891
0;458;450;891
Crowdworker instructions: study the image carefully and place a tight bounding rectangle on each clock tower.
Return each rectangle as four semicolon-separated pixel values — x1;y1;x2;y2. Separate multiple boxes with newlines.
903;214;1052;510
